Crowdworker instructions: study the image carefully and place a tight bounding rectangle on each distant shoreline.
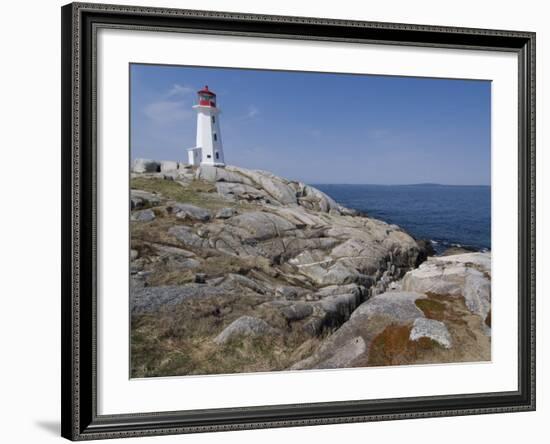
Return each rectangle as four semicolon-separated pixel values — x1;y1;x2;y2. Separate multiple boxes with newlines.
310;183;491;188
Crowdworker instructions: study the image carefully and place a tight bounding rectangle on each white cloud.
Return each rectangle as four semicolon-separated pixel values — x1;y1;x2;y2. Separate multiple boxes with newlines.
142;84;195;124
143;100;192;124
166;83;194;98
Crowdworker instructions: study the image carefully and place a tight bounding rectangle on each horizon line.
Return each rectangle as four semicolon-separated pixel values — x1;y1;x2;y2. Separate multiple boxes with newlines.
308;182;491;187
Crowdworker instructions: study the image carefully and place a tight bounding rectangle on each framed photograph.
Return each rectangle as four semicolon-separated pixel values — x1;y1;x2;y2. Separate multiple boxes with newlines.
61;2;535;440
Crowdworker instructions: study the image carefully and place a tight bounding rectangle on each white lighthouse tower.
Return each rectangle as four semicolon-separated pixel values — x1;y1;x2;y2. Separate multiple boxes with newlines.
187;86;225;167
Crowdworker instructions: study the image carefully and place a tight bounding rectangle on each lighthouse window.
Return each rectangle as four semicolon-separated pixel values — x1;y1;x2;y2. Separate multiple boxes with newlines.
213;133;218;141
211;116;216;124
215;152;219;159
207;154;211;159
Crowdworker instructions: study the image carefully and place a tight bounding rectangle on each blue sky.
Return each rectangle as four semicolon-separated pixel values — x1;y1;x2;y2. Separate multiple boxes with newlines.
130;64;491;185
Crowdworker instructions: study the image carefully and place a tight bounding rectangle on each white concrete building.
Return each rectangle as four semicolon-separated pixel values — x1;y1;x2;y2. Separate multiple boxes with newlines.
187;86;225;167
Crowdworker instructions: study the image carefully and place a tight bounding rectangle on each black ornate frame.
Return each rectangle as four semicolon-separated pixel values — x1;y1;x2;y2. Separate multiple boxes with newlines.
61;2;536;440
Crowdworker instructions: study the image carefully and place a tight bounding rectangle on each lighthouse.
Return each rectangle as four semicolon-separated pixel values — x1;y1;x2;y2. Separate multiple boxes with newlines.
187;86;225;167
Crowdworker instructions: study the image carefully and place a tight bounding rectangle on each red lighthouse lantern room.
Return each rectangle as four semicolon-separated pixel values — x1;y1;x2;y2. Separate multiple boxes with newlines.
197;85;216;107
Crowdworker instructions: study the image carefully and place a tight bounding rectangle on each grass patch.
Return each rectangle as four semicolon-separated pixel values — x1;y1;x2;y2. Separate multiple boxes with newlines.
131;213;187;247
131;177;257;211
132;176;215;197
203;255;272;277
131;177;230;209
147;269;196;286
130;293;320;377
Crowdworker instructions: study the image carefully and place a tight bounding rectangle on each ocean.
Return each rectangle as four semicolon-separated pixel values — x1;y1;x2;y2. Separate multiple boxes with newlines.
314;184;491;255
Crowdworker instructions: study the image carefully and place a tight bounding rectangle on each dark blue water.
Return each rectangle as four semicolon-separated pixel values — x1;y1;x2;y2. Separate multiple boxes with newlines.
314;184;491;254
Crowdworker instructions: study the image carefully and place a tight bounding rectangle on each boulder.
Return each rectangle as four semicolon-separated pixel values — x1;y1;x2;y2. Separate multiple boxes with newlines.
214;316;277;344
280;303;313;322
168;226;204;248
133;158;160;173
215;207;237;219
160;160;179;172
131;209;155;222
130;189;161;209
172;203;211;222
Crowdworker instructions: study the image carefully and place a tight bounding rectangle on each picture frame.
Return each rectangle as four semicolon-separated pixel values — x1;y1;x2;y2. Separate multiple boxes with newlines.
61;2;536;440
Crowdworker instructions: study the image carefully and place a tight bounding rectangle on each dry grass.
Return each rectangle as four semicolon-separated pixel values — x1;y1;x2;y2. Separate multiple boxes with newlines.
131;212;186;246
132;176;226;210
132;176;214;199
147;269;196;286
135;251;274;286
131;177;255;210
130;292;321;377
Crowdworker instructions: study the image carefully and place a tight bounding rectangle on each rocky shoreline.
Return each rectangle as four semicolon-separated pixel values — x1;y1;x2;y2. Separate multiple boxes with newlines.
130;160;490;377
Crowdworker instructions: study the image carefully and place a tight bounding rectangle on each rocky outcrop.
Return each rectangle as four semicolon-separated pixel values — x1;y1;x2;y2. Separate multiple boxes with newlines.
196;164;349;214
291;252;491;370
401;252;491;322
129;163;489;377
291;291;427;369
